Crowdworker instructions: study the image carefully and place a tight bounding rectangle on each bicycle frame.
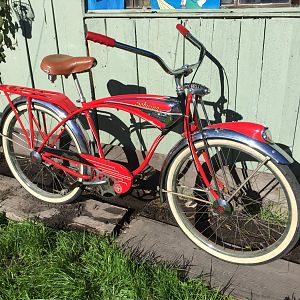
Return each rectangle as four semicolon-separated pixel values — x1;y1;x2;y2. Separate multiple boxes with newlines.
1;82;290;203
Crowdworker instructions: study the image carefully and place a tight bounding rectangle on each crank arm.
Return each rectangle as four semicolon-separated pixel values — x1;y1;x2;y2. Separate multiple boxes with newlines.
70;179;108;189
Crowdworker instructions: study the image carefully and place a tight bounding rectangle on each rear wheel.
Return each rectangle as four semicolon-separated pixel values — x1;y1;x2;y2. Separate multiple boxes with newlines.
2;102;85;204
164;139;300;264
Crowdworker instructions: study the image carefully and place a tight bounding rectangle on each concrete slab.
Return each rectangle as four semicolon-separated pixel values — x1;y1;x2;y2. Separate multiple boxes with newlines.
118;216;300;300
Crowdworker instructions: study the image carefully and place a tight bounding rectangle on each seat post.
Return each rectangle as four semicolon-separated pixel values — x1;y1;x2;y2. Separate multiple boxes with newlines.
72;73;86;103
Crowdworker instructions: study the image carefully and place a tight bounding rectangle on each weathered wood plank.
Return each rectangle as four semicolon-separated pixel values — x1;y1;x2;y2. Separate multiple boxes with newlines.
256;18;300;147
235;19;265;123
209;19;241;114
84;18;112;145
135;18;183;96
52;0;90;101
25;0;61;91
0;25;30;88
180;18;241;124
183;18;217;122
285;19;300;157
84;17;106;101
100;18;141;150
85;18;142;149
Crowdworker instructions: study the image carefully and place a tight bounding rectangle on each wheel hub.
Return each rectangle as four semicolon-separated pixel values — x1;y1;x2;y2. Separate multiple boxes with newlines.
30;151;42;164
212;199;233;216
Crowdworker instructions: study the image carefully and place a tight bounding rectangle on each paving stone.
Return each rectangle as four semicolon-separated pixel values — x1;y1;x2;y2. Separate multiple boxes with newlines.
82;199;127;220
118;216;300;300
70;200;127;235
70;216;116;235
5;211;28;222
0;179;127;235
0;196;38;217
37;208;60;220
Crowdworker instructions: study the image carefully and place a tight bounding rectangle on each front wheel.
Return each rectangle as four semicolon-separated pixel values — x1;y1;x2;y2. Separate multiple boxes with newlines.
164;139;300;265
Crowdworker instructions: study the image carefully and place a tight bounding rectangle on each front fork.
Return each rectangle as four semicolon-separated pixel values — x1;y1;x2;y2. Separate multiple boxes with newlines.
184;93;222;202
183;92;236;216
183;92;274;215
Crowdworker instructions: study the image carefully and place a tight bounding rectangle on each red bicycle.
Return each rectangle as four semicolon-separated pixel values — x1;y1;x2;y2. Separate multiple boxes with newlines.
0;24;299;265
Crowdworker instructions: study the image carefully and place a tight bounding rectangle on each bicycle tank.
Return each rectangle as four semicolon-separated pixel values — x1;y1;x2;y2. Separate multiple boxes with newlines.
133;96;183;128
90;94;183;129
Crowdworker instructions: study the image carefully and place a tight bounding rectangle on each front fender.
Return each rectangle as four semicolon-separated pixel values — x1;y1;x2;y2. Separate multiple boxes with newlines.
207;121;267;143
159;127;293;203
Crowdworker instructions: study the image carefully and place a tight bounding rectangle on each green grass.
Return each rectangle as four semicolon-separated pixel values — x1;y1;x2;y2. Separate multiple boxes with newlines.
0;214;232;300
258;203;289;226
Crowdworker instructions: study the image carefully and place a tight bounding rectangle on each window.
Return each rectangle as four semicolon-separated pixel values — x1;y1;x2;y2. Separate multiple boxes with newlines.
125;0;151;8
222;0;297;7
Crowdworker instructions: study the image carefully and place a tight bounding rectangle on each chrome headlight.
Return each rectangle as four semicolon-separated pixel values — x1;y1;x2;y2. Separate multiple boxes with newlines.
262;127;273;143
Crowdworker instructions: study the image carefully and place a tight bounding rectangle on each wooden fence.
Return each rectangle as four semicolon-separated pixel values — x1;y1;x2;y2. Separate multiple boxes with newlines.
0;0;300;163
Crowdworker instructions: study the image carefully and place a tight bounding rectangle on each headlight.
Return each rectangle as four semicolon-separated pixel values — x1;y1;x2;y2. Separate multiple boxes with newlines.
262;127;273;143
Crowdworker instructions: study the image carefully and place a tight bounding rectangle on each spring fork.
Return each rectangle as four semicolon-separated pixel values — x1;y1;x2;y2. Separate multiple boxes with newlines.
191;96;222;197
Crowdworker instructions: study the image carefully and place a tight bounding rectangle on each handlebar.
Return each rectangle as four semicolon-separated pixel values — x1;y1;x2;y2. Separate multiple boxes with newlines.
176;24;190;37
176;24;206;54
86;24;206;77
86;32;116;47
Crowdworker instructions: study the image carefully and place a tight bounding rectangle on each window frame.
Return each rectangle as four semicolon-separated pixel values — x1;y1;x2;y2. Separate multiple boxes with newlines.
85;0;298;11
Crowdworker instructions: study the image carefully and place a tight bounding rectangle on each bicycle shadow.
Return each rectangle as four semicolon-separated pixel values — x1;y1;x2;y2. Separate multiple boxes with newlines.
102;47;244;160
201;50;243;124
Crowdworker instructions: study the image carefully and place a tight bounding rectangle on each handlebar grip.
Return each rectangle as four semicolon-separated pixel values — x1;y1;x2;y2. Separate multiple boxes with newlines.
176;24;190;37
86;31;116;47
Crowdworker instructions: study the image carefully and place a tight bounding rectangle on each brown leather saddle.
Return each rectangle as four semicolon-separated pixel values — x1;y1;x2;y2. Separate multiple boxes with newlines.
40;54;97;76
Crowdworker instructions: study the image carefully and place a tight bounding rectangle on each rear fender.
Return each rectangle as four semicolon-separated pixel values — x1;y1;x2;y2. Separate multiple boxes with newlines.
0;97;90;154
159;126;293;203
